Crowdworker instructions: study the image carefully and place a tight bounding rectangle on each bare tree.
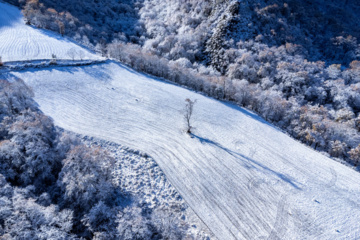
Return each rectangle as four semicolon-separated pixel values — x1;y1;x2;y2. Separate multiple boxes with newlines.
184;98;196;134
57;21;65;36
50;54;57;65
67;48;76;61
78;50;85;61
95;41;107;57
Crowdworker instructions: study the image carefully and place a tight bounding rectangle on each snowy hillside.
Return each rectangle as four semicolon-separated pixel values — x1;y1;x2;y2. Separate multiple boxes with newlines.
4;0;360;168
5;61;360;239
0;2;100;62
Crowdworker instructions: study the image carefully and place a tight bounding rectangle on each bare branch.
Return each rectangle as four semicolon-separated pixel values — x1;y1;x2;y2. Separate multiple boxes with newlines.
184;98;196;134
67;48;76;61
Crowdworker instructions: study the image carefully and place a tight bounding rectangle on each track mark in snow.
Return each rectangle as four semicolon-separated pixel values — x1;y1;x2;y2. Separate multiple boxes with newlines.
325;167;338;188
267;194;289;240
247;176;292;240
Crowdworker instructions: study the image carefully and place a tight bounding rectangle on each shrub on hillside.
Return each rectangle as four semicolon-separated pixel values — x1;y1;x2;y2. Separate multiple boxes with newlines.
57;145;116;213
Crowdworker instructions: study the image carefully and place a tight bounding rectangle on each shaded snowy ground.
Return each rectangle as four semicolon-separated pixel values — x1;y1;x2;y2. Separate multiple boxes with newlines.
0;2;100;62
5;62;360;239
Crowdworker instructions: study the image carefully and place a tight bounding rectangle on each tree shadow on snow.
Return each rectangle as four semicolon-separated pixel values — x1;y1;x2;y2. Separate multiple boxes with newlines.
190;133;302;191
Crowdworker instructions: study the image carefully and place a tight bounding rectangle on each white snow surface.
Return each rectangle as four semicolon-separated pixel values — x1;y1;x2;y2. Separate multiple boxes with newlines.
5;61;360;240
0;2;100;62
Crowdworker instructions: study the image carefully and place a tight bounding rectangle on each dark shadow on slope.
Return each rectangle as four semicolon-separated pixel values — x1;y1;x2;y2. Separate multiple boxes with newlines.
190;133;302;190
52;63;113;83
0;1;23;28
32;26;100;55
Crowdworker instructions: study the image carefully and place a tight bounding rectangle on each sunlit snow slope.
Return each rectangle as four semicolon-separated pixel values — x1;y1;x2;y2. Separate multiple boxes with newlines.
5;62;360;240
0;2;100;62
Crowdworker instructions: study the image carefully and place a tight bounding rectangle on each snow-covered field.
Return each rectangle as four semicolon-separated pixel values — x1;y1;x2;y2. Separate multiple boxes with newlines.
4;61;360;239
0;2;100;62
2;1;360;239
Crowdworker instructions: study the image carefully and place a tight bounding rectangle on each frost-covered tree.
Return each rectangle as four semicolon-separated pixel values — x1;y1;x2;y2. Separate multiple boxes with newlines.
0;79;36;119
78;50;85;61
349;145;360;166
8;190;74;239
151;208;187;240
67;48;76;61
116;206;153;240
0;80;60;191
81;201;118;238
329;140;348;158
0;109;60;189
57;145;116;213
0;174;75;239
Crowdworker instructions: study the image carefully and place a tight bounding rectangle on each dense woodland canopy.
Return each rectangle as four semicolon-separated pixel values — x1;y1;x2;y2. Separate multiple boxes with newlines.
4;0;360;165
